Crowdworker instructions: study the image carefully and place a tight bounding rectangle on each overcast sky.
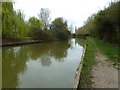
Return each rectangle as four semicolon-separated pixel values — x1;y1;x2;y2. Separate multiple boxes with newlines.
13;0;111;30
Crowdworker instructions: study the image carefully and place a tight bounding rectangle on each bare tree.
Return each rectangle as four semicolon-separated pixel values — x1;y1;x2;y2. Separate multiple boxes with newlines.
38;8;51;30
75;26;77;33
69;24;74;33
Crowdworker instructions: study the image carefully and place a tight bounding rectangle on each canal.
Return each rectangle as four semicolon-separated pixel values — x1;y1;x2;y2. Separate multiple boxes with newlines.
2;38;85;88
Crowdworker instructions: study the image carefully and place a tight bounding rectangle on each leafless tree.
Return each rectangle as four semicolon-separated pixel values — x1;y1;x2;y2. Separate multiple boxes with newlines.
69;24;74;33
38;8;51;30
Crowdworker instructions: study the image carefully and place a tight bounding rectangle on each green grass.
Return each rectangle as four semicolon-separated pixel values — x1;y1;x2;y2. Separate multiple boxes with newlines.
92;38;119;68
78;37;97;88
78;37;119;88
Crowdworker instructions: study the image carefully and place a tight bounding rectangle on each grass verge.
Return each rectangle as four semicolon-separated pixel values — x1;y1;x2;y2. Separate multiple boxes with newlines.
93;38;119;68
78;37;119;88
78;37;97;88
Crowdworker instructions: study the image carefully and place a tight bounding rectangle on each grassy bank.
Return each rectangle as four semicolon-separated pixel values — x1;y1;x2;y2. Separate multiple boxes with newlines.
78;37;97;88
93;38;119;68
78;37;119;88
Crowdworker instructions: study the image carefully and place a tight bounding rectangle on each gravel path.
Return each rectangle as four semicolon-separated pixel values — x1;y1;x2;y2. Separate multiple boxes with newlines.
89;38;119;88
92;52;118;88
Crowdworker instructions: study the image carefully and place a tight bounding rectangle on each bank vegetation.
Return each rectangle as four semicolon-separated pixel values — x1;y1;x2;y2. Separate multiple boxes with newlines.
1;2;71;43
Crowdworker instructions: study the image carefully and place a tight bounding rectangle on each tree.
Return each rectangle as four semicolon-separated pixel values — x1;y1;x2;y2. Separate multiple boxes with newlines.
38;8;51;30
51;17;68;31
28;17;44;30
69;24;74;33
76;1;120;44
51;17;70;39
2;2;14;38
2;2;30;39
28;17;44;37
0;2;2;38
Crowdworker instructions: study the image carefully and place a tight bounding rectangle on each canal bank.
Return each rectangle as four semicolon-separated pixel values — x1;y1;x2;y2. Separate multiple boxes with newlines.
78;37;119;88
1;38;60;47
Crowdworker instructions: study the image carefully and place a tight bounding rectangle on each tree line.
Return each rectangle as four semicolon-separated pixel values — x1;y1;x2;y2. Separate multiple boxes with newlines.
76;1;120;45
2;2;71;41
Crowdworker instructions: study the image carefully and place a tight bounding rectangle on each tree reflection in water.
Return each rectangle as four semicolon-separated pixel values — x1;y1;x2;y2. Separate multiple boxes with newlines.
75;38;86;47
2;40;70;88
26;40;71;64
3;46;29;88
2;38;85;88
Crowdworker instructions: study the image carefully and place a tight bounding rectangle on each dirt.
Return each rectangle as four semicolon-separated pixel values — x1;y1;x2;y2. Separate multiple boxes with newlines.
92;52;118;88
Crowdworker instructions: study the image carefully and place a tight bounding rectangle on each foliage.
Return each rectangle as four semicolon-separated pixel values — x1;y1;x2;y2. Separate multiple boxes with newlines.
31;17;71;41
76;1;120;45
50;17;71;40
31;28;55;41
28;17;44;29
76;14;96;36
2;2;71;41
28;17;44;36
2;2;29;38
0;2;2;38
2;2;14;38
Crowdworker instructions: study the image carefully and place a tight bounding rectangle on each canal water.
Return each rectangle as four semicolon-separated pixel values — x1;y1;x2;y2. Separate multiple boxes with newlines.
2;38;85;88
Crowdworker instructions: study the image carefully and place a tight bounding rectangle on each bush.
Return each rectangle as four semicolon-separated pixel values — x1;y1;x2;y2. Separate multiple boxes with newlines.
31;28;55;41
55;31;68;40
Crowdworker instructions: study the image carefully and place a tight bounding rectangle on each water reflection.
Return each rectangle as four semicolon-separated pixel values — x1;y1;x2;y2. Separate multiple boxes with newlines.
26;41;70;62
2;38;85;88
40;54;52;66
75;38;86;47
3;46;28;88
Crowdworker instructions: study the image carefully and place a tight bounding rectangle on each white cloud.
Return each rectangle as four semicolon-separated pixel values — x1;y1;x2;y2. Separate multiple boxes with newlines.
13;0;111;29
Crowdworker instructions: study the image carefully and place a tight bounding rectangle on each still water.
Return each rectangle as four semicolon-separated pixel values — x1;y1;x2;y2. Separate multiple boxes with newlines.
2;38;85;88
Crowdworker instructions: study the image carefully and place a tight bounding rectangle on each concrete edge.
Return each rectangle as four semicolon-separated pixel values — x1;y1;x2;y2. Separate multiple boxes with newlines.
73;40;87;89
